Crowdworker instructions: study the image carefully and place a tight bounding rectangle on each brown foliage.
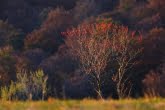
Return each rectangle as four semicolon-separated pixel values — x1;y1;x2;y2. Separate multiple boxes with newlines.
39;46;78;98
24;8;73;53
142;28;165;65
143;70;160;97
0;46;16;85
147;0;165;24
118;0;136;11
0;20;23;49
143;64;165;97
137;13;161;30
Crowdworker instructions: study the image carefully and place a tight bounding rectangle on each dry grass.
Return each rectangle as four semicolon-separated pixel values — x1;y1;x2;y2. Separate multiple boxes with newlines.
0;98;165;110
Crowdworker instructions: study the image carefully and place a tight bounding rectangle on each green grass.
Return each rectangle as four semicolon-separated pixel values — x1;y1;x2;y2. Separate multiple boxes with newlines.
0;98;165;110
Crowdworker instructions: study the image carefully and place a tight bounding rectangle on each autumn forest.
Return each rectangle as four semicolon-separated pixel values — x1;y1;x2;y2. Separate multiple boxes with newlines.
0;0;165;101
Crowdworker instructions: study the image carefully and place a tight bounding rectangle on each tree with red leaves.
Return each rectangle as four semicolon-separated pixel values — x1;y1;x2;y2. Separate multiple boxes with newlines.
63;22;143;99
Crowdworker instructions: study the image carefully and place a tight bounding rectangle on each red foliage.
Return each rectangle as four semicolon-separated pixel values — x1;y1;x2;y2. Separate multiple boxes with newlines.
63;22;143;98
62;22;142;42
62;22;112;37
62;23;143;61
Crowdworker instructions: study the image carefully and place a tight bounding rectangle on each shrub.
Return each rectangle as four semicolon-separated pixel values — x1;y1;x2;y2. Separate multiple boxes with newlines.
142;70;160;97
0;69;48;101
143;64;165;97
0;86;9;101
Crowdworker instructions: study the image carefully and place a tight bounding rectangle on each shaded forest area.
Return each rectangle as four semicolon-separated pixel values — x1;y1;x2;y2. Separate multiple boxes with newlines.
0;0;165;100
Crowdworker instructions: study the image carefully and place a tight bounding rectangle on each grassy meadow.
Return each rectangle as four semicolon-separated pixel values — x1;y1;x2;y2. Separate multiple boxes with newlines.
0;98;165;110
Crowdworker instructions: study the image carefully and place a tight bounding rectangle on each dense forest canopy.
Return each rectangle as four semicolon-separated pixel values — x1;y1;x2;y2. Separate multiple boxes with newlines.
0;0;165;100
